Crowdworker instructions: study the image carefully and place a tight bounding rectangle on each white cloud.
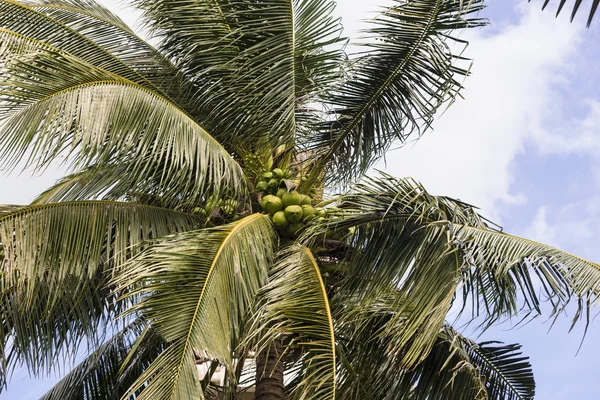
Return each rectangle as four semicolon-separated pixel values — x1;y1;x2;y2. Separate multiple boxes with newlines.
373;3;584;221
522;206;558;246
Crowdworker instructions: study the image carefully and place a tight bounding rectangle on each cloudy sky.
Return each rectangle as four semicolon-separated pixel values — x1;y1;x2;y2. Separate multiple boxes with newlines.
2;0;600;398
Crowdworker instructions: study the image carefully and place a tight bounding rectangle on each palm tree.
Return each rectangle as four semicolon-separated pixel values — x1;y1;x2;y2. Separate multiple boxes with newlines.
0;0;598;398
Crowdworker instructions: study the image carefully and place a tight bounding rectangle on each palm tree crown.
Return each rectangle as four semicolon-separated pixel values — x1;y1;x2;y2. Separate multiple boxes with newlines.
0;0;598;399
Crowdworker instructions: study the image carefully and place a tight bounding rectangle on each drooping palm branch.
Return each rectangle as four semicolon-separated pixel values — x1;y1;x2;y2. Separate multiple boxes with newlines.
0;0;596;398
530;0;599;27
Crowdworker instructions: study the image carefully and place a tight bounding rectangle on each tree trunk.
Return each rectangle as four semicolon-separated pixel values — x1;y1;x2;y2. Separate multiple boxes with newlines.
255;338;285;400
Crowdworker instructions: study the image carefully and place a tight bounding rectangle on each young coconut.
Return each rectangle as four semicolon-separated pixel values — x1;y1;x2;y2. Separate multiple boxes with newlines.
265;196;283;215
284;205;303;223
301;205;315;220
261;194;276;210
272;211;289;228
276;188;287;198
300;195;312;206
282;190;302;207
272;168;284;179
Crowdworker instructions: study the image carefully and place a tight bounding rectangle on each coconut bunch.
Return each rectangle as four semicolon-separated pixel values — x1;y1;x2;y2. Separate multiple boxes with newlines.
193;195;239;225
255;166;318;198
260;188;325;238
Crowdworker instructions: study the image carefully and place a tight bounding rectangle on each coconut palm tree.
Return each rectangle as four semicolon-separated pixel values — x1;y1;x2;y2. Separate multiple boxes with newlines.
0;0;598;399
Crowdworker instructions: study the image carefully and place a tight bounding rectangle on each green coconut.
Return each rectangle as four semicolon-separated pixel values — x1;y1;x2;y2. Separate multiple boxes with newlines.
272;168;284;179
282;190;302;207
315;207;326;217
263;172;273;179
301;205;315;220
287;222;304;237
300;195;312;206
261;194;276;210
272;211;289;228
284;205;303;223
276;188;287;198
265;196;283;215
256;181;268;191
268;178;279;187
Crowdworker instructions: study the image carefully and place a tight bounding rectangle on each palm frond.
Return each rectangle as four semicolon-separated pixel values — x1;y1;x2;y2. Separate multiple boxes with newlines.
303;0;486;186
257;245;336;399
32;164;131;204
0;0;153;88
21;0;199;112
116;214;278;399
0;270;117;379
336;295;534;400
303;175;485;367
307;173;600;331
401;326;535;400
0;201;193;374
0;201;201;293
530;0;599;27
39;320;165;400
134;0;345;149
453;224;600;327
0;30;249;207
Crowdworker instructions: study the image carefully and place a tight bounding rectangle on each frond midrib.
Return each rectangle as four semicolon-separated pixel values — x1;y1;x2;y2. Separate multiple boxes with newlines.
0;200;199;223
3;77;237;168
302;245;336;396
3;0;161;93
454;224;600;272
320;0;443;165
168;213;264;398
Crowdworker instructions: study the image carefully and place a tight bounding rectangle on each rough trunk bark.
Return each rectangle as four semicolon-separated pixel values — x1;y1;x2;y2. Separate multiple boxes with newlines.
255;338;285;400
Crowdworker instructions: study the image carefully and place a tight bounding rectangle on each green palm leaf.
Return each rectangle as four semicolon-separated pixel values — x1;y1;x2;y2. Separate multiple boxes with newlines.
0;0;153;88
0;201;201;288
336;294;534;400
0;200;197;372
0;271;117;380
39;320;165;400
304;0;486;185
393;325;535;400
134;0;345;148
116;214;278;399
530;0;599;27
32;164;130;204
304;177;476;367
0;30;248;206
22;0;198;112
453;224;600;327
308;173;600;332
257;245;336;399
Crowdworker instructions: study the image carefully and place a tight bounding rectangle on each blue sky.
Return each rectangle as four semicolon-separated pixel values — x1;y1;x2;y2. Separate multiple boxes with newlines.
1;0;600;398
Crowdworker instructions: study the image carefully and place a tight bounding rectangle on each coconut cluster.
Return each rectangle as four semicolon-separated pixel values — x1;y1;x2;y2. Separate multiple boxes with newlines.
261;189;325;238
255;167;288;193
255;167;317;198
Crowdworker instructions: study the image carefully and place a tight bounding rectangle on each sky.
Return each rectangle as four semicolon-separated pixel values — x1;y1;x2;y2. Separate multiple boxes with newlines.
1;0;600;398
